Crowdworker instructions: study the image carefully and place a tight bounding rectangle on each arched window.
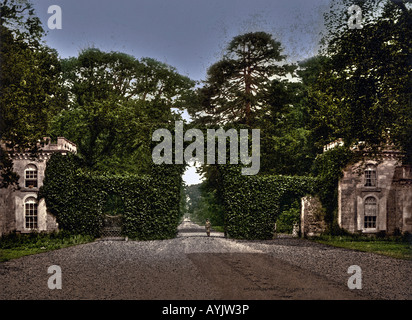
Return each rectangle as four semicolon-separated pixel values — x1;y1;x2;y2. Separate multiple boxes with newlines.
364;164;377;187
25;197;38;229
364;197;377;229
25;164;38;188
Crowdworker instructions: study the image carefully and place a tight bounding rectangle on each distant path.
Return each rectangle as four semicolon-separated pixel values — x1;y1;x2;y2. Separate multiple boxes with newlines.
177;220;224;238
0;221;410;299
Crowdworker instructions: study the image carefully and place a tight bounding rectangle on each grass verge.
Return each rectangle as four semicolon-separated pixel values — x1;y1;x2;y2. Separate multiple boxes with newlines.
312;235;412;260
0;231;95;262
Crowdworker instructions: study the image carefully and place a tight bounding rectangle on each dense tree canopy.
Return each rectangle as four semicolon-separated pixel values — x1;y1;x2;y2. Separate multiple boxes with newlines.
51;48;196;173
0;0;64;149
311;0;411;162
0;0;65;186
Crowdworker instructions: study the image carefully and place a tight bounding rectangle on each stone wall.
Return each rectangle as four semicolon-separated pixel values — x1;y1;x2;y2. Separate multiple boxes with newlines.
338;170;357;233
301;195;328;237
0;187;16;236
391;166;412;234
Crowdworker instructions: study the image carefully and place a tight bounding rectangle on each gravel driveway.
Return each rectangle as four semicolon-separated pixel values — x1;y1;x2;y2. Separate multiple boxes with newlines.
0;221;410;300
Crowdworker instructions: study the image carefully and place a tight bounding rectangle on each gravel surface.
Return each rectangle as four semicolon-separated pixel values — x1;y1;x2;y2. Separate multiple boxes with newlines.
233;238;412;300
0;221;410;300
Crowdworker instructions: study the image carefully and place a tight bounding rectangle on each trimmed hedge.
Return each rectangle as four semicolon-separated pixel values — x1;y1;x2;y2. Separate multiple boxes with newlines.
39;153;183;240
219;166;318;239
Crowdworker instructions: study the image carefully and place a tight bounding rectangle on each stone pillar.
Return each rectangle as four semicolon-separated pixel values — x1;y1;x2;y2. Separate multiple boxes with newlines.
301;195;327;237
0;187;16;236
272;223;277;239
292;223;299;238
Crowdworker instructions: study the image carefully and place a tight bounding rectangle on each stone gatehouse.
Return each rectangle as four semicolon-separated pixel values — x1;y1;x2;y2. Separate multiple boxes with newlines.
0;137;76;236
338;149;412;235
301;145;412;237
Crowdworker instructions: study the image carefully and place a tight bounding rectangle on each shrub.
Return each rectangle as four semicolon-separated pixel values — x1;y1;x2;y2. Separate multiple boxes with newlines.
39;153;183;240
276;201;300;233
219;165;318;239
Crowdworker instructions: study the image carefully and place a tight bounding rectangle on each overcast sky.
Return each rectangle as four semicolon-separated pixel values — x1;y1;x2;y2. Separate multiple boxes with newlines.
33;0;331;81
32;0;333;184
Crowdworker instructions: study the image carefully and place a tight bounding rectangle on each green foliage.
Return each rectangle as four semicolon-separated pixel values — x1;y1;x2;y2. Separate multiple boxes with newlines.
51;98;152;174
0;1;64;147
0;148;19;188
60;48;195;109
190;31;294;126
0;27;63;148
219;166;318;239
0;0;45;44
311;146;354;229
312;1;412;162
186;183;225;226
0;230;94;250
0;0;65;186
0;230;94;262
275;201;301;233
258;77;319;176
191;33;320;181
39;153;184;240
312;233;412;260
50;48;196;174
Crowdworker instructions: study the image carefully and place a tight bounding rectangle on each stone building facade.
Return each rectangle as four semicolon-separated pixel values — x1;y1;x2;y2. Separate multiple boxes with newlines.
338;150;412;235
0;137;77;236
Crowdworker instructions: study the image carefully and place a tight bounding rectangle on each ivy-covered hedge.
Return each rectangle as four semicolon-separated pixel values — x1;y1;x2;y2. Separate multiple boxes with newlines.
219;166;318;239
311;146;354;233
39;153;183;240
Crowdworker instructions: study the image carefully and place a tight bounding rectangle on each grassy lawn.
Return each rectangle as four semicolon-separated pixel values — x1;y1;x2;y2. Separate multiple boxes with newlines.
0;231;95;262
312;235;412;260
211;225;225;233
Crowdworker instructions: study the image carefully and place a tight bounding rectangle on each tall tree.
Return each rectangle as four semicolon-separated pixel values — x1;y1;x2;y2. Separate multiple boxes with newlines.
310;0;411;162
259;78;318;175
0;0;64;147
51;48;195;173
61;49;138;106
190;32;293;126
0;0;64;186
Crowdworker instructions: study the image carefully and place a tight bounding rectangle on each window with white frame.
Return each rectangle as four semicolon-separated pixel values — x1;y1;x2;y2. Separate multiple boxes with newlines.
364;196;377;229
25;197;38;229
364;164;377;187
25;164;38;188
